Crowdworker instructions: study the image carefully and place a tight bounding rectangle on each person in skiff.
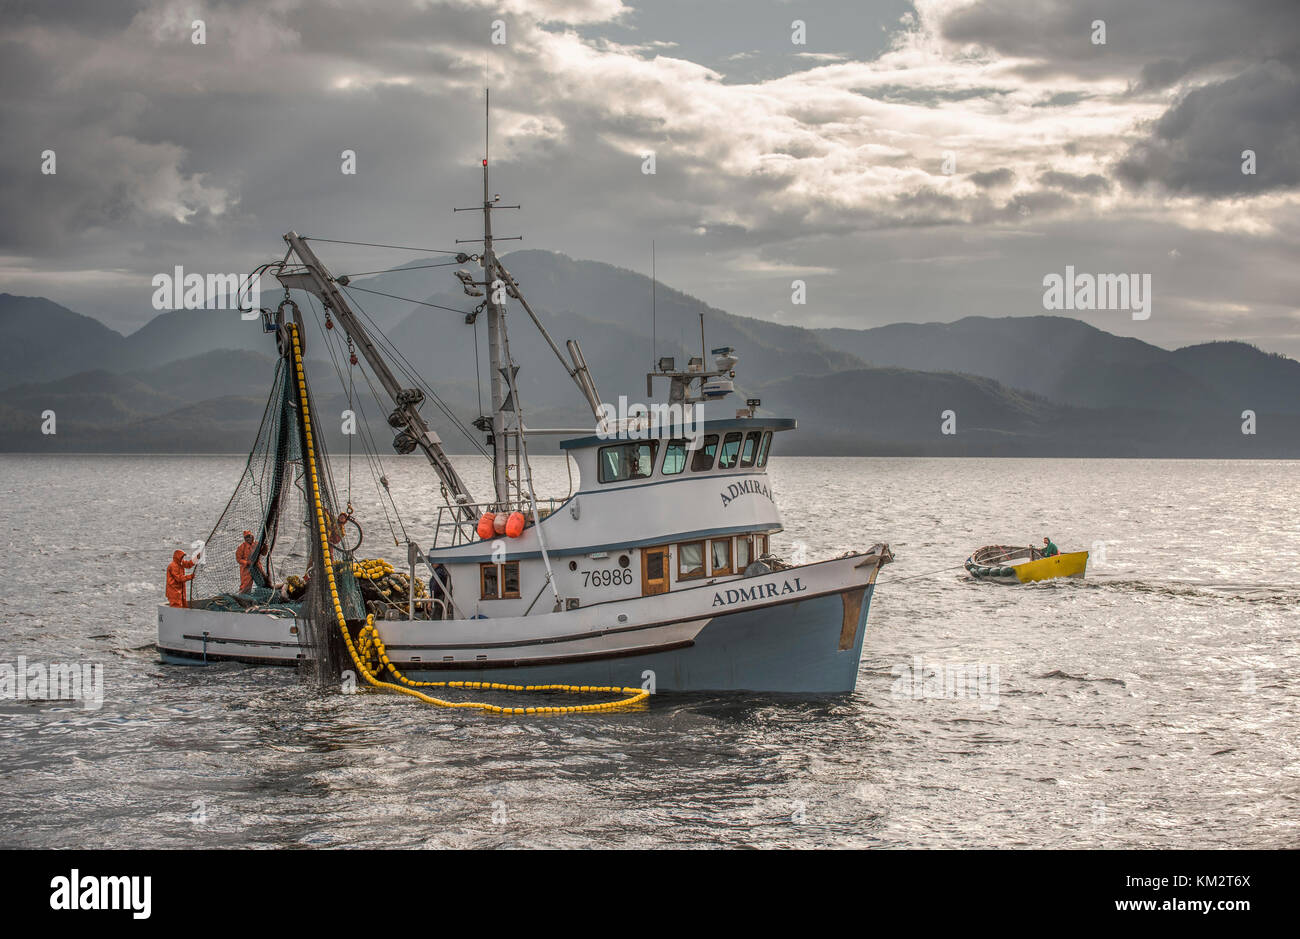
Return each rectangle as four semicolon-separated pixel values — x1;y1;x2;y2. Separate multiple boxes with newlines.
236;530;266;593
165;549;196;608
1041;536;1060;558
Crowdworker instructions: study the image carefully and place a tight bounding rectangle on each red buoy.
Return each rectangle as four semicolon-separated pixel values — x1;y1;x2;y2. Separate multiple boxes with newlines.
505;511;525;538
476;513;495;540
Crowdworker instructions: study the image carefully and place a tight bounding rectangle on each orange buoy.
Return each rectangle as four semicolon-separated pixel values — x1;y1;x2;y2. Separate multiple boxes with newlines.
476;513;495;540
505;511;526;538
493;513;508;535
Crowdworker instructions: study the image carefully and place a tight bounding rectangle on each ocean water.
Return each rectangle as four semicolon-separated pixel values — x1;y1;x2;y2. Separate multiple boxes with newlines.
0;453;1296;848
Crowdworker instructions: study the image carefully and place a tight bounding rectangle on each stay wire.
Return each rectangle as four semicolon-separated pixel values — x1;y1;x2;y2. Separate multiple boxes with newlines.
339;260;461;278
339;285;490;460
345;284;471;316
343;286;482;449
302;237;460;254
303;292;404;545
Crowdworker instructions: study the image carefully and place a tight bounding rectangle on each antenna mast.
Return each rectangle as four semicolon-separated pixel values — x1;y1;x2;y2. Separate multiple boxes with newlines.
472;89;511;508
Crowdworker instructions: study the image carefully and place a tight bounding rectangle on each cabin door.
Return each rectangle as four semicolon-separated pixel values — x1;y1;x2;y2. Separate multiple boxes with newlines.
642;546;669;596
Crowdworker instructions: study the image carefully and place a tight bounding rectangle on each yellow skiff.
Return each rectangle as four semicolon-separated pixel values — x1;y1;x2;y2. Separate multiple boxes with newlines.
965;545;1089;584
1010;551;1088;583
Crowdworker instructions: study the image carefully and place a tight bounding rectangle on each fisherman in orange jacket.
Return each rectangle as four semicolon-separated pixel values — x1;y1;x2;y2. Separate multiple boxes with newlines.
235;530;266;593
166;549;196;608
328;511;350;547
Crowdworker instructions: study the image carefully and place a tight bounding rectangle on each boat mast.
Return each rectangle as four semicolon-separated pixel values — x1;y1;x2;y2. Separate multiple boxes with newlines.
480;91;511;507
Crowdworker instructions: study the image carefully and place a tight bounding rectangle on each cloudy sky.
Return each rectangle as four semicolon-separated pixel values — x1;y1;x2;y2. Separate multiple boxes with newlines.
3;0;1299;353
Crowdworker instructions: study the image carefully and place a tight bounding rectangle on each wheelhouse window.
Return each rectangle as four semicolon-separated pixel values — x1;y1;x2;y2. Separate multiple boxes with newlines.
754;534;769;557
480;561;521;599
662;439;688;475
739;431;761;467
711;538;732;576
718;432;743;469
598;441;658;483
756;431;773;467
678;541;705;579
691;434;719;472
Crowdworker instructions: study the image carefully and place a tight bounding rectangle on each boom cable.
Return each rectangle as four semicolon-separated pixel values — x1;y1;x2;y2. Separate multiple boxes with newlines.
338;260;461;278
302;237;460;254
344;284;470;316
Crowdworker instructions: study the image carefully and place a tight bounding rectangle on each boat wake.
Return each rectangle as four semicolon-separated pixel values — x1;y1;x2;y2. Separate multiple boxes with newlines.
1085;577;1300;605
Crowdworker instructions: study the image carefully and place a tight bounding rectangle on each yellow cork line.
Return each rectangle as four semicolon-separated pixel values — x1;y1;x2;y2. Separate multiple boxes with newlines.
287;323;649;715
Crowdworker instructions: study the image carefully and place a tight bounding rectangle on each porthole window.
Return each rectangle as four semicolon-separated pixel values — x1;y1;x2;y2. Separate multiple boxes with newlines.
618;554;630;568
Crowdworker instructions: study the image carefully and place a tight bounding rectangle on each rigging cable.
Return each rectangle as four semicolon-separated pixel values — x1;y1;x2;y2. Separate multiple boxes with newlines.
302;237;460;254
474;315;484;419
339;284;490;461
338;260;460;278
344;284;471;316
346;335;354;508
345;286;487;457
302;291;405;545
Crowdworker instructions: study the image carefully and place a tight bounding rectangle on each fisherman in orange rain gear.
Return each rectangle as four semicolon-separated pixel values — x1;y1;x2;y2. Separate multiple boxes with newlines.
166;549;196;608
328;511;351;547
235;530;266;593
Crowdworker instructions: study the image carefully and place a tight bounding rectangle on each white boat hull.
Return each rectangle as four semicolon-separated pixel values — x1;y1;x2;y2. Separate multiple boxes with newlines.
157;552;886;693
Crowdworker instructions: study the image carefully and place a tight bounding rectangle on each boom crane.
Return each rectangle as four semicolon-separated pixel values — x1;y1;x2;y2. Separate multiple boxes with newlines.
275;231;478;524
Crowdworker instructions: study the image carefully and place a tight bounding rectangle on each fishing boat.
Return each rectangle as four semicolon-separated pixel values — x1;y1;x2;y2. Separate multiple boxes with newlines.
155;97;893;695
964;545;1088;584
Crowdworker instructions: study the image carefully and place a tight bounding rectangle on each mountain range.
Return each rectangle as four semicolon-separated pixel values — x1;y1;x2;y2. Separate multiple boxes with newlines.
2;249;1296;457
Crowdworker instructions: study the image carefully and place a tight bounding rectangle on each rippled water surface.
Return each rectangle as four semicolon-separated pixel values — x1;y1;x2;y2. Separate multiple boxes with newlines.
1;454;1296;848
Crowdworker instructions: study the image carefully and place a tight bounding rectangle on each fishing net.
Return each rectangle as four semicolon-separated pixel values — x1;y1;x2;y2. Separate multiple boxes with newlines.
189;349;363;684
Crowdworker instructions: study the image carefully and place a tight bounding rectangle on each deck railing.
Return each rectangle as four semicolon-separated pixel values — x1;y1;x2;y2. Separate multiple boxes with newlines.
432;498;568;547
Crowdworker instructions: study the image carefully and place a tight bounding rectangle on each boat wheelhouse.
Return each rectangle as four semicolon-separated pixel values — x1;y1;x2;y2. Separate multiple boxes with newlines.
428;416;792;619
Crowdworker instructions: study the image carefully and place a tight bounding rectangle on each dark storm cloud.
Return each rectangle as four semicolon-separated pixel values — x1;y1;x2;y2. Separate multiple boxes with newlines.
1117;61;1300;195
968;168;1015;189
940;0;1300;81
1038;170;1110;195
939;0;1300;199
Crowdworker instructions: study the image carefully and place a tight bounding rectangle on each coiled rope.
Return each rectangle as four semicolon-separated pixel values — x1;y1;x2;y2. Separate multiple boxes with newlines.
288;323;648;715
